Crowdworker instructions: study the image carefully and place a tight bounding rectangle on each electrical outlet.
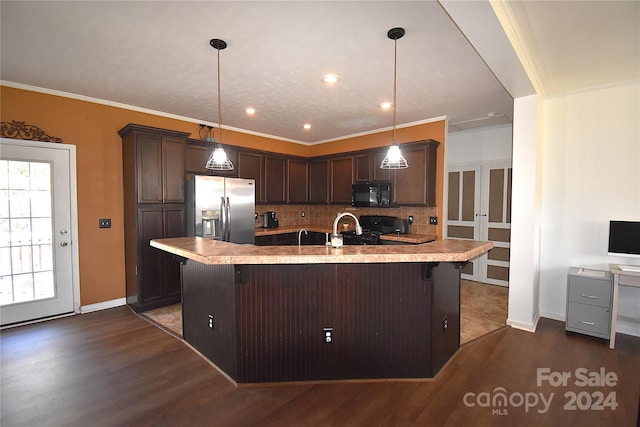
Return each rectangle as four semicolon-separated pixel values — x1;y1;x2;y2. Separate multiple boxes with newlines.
323;327;333;343
208;314;214;329
301;211;305;217
429;216;438;225
99;218;111;228
408;215;414;224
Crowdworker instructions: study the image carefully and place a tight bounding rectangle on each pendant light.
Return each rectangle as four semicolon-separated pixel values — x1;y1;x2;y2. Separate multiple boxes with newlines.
380;27;409;170
205;38;234;171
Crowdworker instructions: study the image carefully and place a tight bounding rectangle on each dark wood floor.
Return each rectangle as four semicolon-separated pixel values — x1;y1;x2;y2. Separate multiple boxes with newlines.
1;306;638;427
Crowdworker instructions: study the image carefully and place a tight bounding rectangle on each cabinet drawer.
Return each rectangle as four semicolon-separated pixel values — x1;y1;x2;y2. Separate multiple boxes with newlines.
566;302;610;337
567;276;611;308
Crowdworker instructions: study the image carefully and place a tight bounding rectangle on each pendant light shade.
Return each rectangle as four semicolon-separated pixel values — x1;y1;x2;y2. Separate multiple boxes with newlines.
380;27;408;170
205;38;234;171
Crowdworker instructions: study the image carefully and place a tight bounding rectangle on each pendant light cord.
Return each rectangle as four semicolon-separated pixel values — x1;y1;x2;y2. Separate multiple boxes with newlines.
217;48;223;143
392;37;398;142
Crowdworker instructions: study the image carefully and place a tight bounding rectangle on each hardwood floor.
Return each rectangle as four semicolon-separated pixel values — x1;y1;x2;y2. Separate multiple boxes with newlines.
1;306;638;426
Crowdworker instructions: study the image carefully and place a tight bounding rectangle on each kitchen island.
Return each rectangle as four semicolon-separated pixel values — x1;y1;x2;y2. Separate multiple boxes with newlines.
151;237;492;383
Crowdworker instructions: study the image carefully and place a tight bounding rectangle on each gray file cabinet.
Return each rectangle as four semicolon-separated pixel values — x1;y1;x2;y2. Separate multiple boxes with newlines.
566;268;613;339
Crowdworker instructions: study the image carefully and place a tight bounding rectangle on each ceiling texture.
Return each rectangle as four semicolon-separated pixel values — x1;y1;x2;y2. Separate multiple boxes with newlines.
1;1;638;145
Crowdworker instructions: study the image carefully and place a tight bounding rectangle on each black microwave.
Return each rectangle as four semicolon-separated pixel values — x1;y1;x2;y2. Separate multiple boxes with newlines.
352;182;391;207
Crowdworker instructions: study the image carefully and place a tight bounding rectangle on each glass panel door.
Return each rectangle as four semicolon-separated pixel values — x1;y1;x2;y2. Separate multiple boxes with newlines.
0;140;76;325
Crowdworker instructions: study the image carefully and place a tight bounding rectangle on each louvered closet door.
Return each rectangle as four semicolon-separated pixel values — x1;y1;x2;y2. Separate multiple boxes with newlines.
447;165;481;280
479;163;512;286
447;161;512;287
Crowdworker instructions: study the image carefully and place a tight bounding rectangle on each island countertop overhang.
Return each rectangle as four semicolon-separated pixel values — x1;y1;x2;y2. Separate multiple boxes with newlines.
150;237;493;265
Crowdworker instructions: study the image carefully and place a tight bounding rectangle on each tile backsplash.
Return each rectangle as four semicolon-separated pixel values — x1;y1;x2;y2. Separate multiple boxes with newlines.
257;204;439;237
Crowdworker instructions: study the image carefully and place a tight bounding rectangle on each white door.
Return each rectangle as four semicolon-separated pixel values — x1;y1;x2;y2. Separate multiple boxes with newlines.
0;139;79;326
447;164;481;280
447;160;512;286
478;162;512;286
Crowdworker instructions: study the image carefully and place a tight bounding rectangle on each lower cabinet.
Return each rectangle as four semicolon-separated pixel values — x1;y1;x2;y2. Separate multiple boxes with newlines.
565;268;612;339
127;206;184;312
182;261;461;383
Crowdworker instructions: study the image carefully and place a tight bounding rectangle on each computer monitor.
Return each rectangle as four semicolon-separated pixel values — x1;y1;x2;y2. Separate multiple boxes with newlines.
608;220;640;259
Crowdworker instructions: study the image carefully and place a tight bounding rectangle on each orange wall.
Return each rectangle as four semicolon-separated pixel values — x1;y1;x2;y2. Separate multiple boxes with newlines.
1;86;445;306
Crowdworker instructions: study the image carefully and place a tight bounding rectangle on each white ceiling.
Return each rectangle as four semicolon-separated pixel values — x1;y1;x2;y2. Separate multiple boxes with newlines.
1;1;638;145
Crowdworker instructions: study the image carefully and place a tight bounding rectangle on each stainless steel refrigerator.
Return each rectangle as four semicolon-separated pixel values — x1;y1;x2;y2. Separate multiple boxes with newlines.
186;175;255;244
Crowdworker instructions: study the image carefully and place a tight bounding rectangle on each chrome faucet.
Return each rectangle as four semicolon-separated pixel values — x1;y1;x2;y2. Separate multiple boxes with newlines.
298;228;308;246
333;212;363;236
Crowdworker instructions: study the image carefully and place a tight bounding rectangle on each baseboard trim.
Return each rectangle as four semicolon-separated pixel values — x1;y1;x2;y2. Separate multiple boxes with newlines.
81;298;126;314
506;313;539;333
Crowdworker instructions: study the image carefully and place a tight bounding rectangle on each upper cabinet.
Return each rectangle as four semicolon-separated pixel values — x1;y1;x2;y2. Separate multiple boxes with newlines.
308;160;329;204
264;155;287;203
122;124;439;208
287;158;308;203
120;124;187;204
392;140;439;206
237;151;265;204
354;155;371;183
330;156;354;204
371;150;392;183
353;150;392;183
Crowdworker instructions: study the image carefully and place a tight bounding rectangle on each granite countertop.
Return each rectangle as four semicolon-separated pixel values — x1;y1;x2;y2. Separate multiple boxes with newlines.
254;226;437;244
151;237;492;265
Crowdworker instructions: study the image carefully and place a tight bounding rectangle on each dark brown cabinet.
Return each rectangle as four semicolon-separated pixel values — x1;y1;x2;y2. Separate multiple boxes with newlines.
309;160;329;204
237;151;265;204
137;206;184;303
120;124;189;312
287;159;308;203
354;154;371;182
392;141;439;206
264;156;287;203
134;132;185;203
371;150;392;182
185;141;211;174
354;151;392;183
330;157;353;204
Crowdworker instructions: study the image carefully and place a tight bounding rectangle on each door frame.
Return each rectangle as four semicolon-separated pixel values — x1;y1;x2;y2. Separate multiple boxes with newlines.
0;138;80;323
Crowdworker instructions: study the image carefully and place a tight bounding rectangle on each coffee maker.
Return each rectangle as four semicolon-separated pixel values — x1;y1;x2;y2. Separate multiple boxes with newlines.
261;211;279;228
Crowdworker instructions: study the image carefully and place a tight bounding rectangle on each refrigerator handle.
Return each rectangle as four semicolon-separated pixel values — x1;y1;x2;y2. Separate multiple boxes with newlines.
220;196;227;241
225;197;231;241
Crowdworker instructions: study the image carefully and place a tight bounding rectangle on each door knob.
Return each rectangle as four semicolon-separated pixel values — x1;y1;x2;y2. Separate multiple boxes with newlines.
60;229;68;235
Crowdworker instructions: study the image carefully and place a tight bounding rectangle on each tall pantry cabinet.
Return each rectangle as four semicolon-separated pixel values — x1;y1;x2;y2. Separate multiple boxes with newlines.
120;124;189;312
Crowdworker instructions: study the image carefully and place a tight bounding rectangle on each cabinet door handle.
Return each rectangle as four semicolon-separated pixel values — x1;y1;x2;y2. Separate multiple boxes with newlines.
580;320;596;326
580;294;597;299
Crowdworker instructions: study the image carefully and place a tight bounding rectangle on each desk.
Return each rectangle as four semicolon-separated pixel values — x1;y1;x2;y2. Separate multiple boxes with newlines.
609;264;640;349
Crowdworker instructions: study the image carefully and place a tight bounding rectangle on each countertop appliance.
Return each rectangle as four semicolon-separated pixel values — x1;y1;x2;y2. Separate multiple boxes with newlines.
261;211;279;228
352;182;391;208
186;175;256;244
393;219;409;234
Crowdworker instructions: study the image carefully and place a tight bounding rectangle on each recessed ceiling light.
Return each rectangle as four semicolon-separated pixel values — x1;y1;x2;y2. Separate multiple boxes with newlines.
245;107;256;115
303;124;312;130
322;74;339;84
380;102;392;110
